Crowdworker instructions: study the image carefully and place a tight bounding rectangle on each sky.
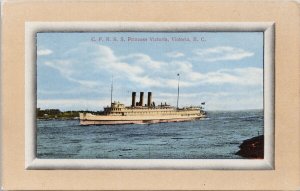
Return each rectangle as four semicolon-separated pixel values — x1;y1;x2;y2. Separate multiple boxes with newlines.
37;32;264;111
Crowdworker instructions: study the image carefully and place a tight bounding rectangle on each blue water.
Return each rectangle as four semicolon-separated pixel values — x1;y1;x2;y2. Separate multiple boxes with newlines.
37;110;263;159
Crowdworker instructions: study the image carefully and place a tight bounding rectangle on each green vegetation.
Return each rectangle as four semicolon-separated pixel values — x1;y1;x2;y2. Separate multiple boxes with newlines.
36;108;101;120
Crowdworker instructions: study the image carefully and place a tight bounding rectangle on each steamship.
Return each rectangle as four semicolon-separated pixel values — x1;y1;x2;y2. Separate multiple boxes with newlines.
79;91;206;125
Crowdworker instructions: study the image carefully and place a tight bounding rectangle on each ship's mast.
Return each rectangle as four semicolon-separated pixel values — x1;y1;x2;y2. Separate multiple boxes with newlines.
111;75;113;107
177;73;180;109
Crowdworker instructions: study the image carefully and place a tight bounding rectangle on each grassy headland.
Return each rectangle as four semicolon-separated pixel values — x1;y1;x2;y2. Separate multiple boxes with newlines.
36;108;101;120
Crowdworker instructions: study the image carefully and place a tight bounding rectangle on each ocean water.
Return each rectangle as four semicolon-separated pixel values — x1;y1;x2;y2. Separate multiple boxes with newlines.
37;110;263;159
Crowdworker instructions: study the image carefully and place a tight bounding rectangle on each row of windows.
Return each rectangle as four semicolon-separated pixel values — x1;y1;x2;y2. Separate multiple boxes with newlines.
109;111;199;115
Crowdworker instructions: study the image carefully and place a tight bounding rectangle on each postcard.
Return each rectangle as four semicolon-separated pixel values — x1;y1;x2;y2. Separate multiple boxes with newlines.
2;1;299;190
22;22;275;171
36;31;265;160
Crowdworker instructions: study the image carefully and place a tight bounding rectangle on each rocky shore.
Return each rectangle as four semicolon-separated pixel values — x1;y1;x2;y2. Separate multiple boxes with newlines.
236;135;264;159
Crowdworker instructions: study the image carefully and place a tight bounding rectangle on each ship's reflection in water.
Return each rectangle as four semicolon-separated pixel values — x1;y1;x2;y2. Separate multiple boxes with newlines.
37;110;263;159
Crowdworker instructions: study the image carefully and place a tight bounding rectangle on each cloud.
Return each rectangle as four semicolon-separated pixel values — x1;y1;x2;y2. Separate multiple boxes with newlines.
43;44;145;89
120;53;164;69
189;67;263;86
41;44;166;89
166;51;185;58
154;90;262;111
44;60;100;88
37;49;53;56
41;44;262;90
193;46;254;62
129;75;163;87
204;94;263;111
39;44;263;110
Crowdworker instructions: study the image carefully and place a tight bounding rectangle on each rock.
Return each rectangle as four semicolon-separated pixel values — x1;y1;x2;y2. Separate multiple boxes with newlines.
235;135;264;159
